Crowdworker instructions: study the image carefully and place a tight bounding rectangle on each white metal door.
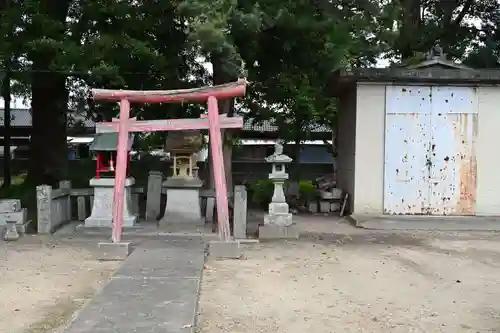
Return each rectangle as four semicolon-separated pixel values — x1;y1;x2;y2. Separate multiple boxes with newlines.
428;86;478;215
383;86;432;215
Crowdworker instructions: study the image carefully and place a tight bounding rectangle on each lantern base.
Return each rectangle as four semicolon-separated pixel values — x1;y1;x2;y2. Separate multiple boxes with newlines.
264;212;293;227
84;177;138;228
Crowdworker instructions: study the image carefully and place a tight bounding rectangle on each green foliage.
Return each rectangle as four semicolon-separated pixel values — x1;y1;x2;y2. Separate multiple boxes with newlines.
249;179;317;208
298;180;316;201
249;179;274;208
0;0;498;187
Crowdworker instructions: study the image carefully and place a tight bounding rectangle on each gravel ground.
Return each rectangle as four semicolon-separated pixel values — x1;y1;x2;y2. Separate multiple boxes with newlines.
0;237;120;333
198;230;500;333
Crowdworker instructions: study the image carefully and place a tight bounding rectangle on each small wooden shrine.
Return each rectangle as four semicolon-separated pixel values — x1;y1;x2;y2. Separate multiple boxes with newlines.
85;132;138;228
89;133;135;179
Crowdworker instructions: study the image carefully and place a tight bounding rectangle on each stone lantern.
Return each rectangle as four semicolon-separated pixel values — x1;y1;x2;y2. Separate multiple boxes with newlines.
259;143;298;239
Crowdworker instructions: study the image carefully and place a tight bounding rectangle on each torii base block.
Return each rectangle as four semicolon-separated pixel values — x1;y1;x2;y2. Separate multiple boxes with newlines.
207;240;243;259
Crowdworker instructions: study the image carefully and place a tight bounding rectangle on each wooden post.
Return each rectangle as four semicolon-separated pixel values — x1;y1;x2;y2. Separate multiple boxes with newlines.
207;96;230;240
112;99;131;243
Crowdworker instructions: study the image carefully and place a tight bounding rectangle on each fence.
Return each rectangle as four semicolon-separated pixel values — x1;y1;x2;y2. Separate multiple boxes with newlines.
35;171;248;238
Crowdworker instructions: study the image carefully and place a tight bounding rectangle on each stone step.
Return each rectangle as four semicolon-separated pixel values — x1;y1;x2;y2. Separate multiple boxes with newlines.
0;199;21;213
0;208;27;225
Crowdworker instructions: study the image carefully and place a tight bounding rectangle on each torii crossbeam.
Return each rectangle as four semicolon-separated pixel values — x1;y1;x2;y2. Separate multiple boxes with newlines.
91;79;247;243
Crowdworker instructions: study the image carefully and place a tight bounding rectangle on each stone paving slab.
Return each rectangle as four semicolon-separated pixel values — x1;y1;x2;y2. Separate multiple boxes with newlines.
116;247;204;279
64;238;206;333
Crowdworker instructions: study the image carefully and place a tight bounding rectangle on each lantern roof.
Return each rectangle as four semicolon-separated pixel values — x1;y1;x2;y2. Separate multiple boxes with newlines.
265;143;292;164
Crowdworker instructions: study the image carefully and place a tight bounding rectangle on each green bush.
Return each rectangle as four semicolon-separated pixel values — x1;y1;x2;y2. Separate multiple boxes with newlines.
299;180;316;201
249;179;317;208
249;179;274;208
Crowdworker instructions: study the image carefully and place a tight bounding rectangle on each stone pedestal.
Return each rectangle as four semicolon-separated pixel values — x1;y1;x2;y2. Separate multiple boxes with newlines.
261;176;296;239
159;177;204;227
3;220;20;241
84;177;138;228
264;180;293;226
0;199;29;235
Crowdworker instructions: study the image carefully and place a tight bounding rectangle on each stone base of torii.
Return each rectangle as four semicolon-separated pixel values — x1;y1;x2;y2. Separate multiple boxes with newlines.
90;80;249;260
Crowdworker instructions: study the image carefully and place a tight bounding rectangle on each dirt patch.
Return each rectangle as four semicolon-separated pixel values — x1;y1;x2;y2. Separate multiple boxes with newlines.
198;232;500;333
0;237;120;333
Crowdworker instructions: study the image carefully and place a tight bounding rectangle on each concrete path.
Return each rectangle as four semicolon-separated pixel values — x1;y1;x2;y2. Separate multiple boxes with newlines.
63;237;206;333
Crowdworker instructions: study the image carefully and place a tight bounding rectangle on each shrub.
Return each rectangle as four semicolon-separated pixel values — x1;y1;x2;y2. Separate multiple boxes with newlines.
249;179;317;208
299;180;316;201
249;179;274;208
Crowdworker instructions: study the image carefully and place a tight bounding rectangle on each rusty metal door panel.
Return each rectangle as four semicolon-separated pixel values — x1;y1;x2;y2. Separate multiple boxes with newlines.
383;86;431;215
429;87;478;215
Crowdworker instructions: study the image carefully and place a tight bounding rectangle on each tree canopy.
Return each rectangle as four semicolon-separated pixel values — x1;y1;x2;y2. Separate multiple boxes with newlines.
0;0;498;185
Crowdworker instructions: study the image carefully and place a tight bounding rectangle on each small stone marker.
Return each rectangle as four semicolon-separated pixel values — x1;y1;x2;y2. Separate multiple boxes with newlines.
3;220;20;241
233;185;247;239
0;198;29;234
145;171;163;221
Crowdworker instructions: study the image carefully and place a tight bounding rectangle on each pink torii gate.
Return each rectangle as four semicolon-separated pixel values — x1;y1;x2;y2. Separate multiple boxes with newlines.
91;79;247;243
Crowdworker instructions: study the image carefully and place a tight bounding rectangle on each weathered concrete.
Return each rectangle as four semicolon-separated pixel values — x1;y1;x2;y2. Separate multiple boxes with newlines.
145;171;163;221
233;185;248;239
2;220;20;241
64;238;205;333
160;178;204;228
0;199;21;213
208;240;242;259
97;242;132;261
85;177;138;228
0;198;29;234
350;215;500;231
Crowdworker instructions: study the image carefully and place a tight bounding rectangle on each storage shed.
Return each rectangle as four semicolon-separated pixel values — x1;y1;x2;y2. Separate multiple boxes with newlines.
334;52;500;217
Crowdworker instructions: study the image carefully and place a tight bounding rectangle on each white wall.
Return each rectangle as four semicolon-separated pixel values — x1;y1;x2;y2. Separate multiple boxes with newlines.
351;83;500;216
353;84;386;214
475;87;500;216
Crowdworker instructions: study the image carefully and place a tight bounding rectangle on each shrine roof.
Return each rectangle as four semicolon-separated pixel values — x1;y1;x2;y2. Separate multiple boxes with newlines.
89;133;135;151
332;57;500;86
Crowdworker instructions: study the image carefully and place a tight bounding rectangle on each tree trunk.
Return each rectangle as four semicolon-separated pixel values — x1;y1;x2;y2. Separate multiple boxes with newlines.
25;0;72;187
2;65;11;189
26;71;69;187
399;0;422;60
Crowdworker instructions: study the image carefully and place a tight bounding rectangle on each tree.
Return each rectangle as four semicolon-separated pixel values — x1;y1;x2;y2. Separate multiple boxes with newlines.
0;0;196;186
386;0;500;63
178;0;262;190
236;0;383;179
